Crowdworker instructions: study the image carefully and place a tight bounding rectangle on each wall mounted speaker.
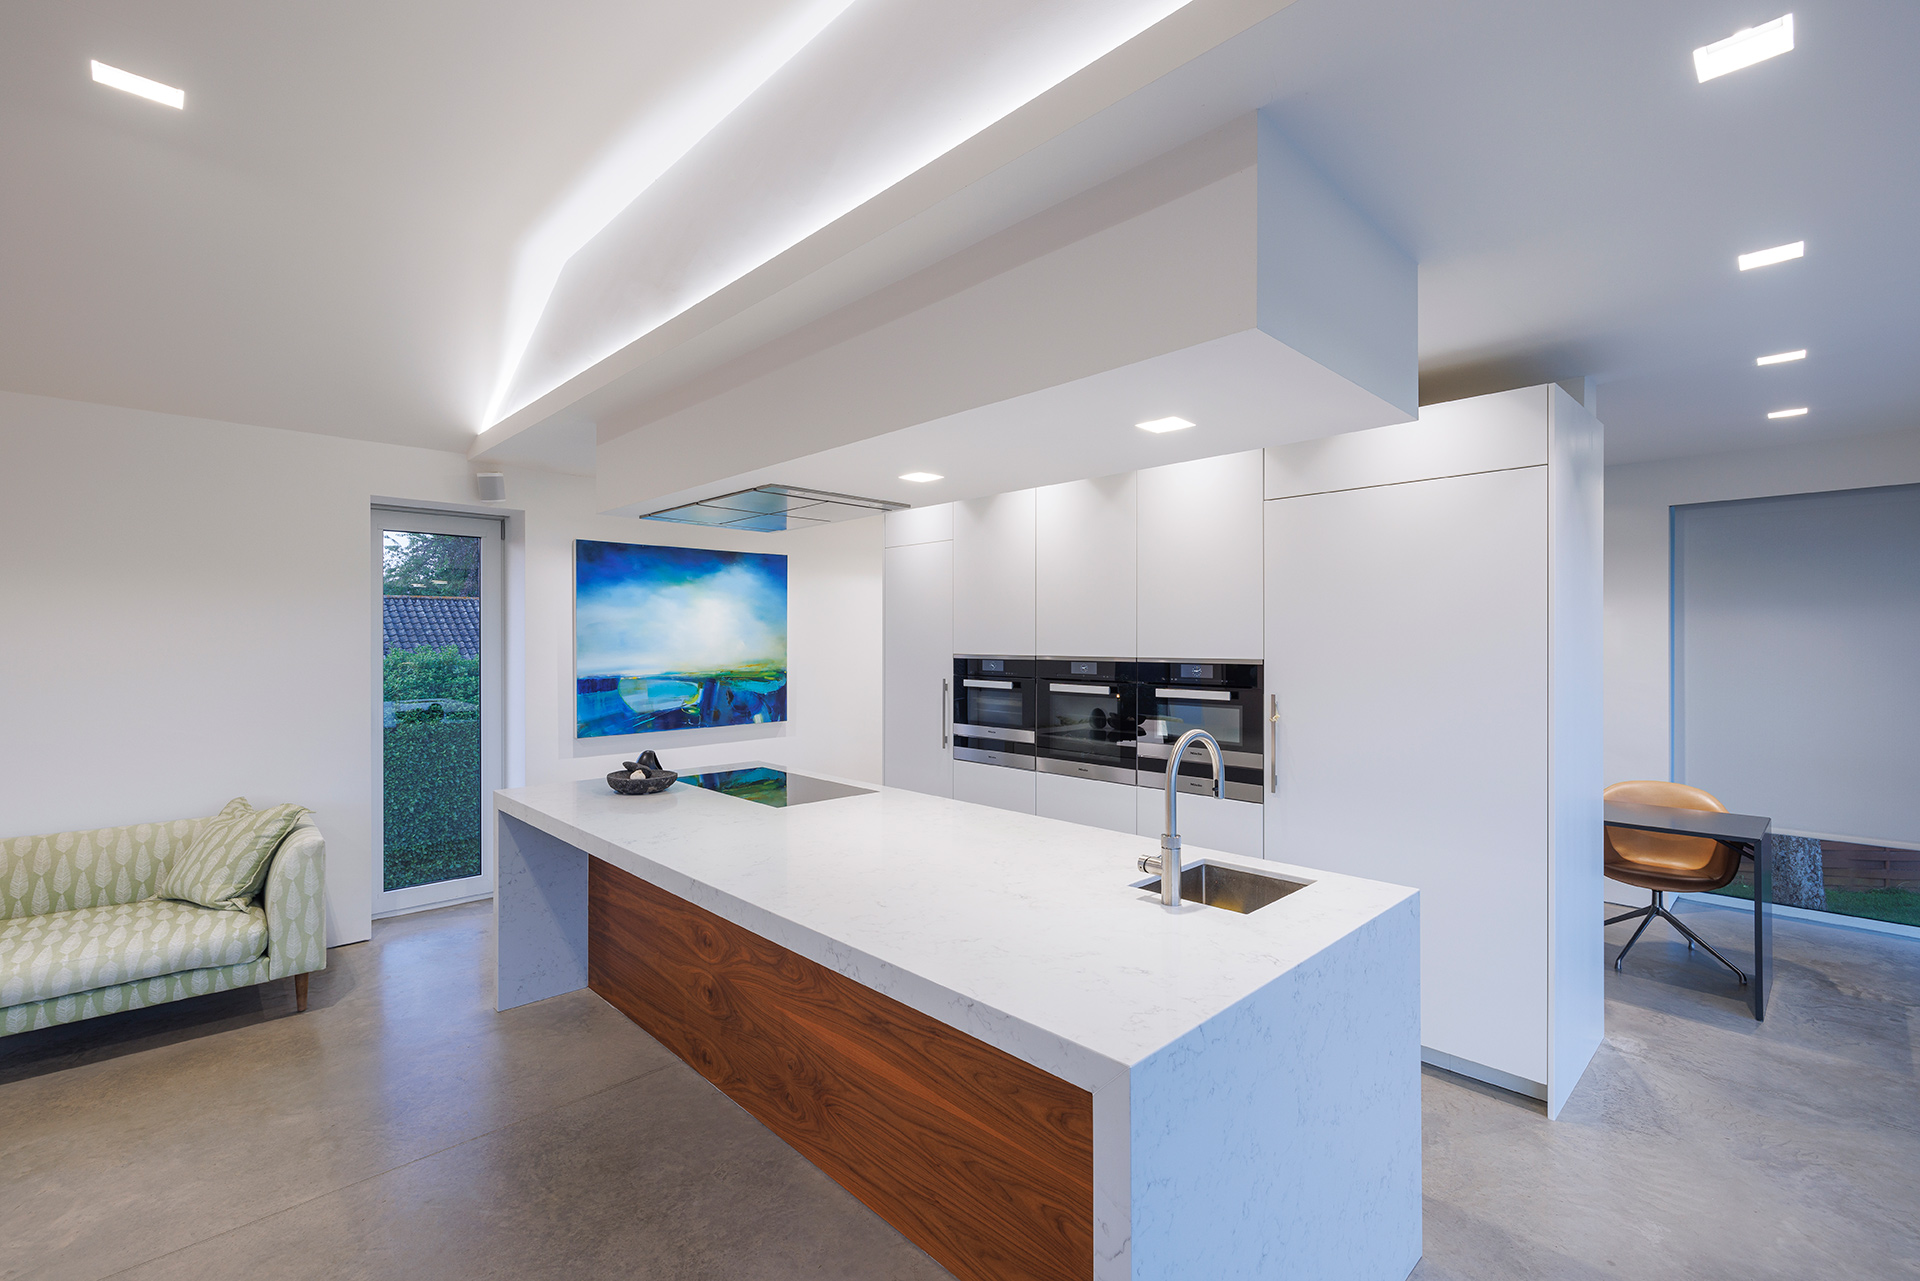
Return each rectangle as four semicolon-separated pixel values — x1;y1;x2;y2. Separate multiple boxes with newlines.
475;472;506;502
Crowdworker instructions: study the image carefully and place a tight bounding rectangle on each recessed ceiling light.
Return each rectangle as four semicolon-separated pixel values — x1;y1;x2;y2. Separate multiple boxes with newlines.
1756;349;1807;366
1694;14;1795;83
91;60;184;109
1737;240;1803;271
1136;416;1194;434
898;472;943;483
1767;407;1809;419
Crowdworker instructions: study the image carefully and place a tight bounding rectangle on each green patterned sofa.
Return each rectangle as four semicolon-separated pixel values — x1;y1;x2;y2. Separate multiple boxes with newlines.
1;810;326;1037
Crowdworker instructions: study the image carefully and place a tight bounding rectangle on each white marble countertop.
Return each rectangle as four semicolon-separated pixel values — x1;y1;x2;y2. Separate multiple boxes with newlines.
494;770;1416;1093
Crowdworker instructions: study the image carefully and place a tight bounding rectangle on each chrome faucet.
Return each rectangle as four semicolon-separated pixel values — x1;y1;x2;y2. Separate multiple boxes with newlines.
1137;728;1224;907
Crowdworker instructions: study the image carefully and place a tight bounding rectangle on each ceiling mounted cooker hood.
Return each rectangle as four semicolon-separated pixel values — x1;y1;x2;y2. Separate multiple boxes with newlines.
638;484;907;533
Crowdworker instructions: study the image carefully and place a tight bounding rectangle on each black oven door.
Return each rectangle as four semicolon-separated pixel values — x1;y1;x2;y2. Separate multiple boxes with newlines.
952;657;1036;768
1035;660;1137;784
1135;662;1264;802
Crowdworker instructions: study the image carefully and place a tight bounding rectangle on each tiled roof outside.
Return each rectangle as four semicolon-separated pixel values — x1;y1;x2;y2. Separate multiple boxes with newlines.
383;595;480;658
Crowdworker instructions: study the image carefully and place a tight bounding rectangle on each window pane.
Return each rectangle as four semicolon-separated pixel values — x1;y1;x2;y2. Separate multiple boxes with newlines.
382;530;482;891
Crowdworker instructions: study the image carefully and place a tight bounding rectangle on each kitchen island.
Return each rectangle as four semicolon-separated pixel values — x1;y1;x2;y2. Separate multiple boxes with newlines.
494;767;1420;1281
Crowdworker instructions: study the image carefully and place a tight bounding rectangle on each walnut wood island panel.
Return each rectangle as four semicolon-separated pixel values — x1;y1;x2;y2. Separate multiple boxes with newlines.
588;857;1092;1281
495;773;1423;1281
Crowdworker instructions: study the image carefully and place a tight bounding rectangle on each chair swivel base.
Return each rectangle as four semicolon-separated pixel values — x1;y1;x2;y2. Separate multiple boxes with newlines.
1606;889;1747;984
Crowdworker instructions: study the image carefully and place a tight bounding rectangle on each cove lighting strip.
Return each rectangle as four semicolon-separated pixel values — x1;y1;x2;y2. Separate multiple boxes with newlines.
1694;14;1795;83
1756;349;1806;366
91;60;184;109
1767;407;1809;419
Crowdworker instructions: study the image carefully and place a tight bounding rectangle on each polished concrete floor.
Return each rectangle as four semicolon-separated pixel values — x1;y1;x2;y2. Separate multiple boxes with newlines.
3;897;1916;1280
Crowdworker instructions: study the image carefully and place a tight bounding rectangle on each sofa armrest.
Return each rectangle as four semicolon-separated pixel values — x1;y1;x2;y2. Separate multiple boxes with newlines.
264;820;327;980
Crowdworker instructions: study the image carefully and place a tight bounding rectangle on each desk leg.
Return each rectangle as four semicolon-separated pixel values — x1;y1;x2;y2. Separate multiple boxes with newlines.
1752;826;1773;1021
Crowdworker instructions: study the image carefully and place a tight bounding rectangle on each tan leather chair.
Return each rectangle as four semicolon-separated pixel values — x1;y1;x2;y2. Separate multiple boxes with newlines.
1604;780;1747;983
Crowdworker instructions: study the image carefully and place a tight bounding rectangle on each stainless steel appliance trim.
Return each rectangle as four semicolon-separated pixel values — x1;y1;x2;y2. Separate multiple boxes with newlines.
963;678;1015;690
1047;682;1112;695
1153;687;1233;701
953;745;1036;770
1137;743;1263;768
953;724;1036;743
1170;775;1264;803
1035;757;1136;785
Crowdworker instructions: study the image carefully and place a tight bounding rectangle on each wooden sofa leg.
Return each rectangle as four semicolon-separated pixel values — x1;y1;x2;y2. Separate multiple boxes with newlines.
294;972;309;1013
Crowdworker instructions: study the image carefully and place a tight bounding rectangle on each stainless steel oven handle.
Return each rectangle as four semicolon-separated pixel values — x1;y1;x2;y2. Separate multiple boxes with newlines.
1154;687;1233;701
963;678;1015;689
1048;682;1111;694
1269;694;1279;793
954;724;1037;744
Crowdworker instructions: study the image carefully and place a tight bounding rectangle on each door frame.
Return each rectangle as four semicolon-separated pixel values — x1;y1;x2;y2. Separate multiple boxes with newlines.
372;507;504;918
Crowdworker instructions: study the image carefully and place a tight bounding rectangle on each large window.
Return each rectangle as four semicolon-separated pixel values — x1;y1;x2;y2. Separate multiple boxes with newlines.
1672;483;1920;926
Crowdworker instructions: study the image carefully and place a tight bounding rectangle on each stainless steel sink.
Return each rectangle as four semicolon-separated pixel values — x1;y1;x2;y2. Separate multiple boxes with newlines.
1135;861;1308;914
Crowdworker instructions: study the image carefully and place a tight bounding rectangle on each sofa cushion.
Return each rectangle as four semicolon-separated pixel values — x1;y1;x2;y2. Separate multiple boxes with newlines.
161;798;308;912
0;898;269;1007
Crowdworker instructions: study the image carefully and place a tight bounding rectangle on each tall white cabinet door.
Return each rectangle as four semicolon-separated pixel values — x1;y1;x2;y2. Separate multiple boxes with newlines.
1137;450;1264;660
1264;466;1550;1087
953;490;1036;655
883;539;953;797
1036;474;1135;657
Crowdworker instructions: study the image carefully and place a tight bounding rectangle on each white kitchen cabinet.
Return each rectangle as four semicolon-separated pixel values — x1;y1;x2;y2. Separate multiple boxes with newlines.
953;760;1036;814
952;489;1036;656
884;502;953;548
1036;771;1137;834
1136;450;1264;661
1262;385;1602;1118
1036;474;1135;658
1134;785;1264;859
883;539;953;797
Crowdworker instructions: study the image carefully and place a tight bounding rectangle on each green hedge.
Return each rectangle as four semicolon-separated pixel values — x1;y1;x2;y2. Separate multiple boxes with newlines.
383;719;480;891
384;645;479;707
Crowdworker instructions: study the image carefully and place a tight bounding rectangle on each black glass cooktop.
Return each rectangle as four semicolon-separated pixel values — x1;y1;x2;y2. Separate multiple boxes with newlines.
678;764;873;809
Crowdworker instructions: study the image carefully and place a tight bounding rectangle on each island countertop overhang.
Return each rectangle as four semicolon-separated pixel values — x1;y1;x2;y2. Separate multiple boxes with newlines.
494;774;1417;1092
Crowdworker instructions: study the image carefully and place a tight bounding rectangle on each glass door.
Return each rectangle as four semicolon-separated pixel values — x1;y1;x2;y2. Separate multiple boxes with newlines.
373;509;502;916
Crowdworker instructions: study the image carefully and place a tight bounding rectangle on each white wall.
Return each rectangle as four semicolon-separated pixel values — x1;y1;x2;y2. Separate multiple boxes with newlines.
0;390;882;949
1605;425;1920;789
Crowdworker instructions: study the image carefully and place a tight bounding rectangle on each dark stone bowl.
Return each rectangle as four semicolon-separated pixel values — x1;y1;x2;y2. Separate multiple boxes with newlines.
606;768;678;795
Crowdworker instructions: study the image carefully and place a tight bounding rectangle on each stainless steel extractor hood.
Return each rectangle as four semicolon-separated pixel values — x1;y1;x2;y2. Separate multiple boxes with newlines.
637;485;908;533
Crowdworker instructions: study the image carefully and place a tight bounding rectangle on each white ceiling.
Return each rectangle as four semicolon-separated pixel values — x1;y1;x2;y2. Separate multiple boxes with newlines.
4;0;1915;469
0;0;815;450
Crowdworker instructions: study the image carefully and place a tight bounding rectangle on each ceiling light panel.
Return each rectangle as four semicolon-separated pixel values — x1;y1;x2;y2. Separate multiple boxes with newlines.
1694;14;1795;83
1767;407;1809;419
90;60;184;109
1136;416;1194;434
1737;241;1803;271
899;472;943;483
1756;349;1807;366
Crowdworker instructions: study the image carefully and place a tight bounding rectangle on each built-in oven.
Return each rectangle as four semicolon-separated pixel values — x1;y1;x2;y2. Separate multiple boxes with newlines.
1134;662;1265;802
1034;659;1138;784
952;656;1037;770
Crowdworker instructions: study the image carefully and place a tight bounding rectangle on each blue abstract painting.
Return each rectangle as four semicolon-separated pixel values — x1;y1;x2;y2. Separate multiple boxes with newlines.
574;540;787;739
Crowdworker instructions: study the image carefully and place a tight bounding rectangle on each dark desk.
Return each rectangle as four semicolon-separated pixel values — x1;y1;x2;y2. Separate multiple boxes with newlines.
1603;802;1774;1021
